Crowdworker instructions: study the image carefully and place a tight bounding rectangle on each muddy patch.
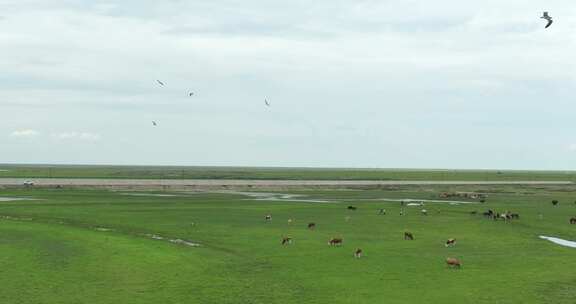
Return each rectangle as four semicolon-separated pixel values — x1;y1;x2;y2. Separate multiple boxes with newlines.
539;236;576;248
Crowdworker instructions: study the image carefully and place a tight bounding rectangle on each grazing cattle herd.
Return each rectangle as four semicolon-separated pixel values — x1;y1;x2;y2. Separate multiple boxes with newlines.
479;209;521;222
267;196;575;269
440;192;487;200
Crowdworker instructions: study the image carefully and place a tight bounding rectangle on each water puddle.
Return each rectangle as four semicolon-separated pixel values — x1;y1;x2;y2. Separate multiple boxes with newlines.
0;215;33;221
122;193;181;197
0;197;37;202
143;233;200;247
0;213;201;248
216;191;335;203
369;198;479;205
169;239;200;247
406;203;424;206
539;236;576;248
94;227;114;232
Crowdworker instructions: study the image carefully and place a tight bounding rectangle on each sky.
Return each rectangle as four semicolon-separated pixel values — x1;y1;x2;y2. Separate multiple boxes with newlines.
1;0;576;169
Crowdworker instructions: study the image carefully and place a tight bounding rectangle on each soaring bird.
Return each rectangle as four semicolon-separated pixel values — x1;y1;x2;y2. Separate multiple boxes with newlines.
265;99;270;107
152;121;158;126
541;12;553;28
189;92;194;96
156;80;165;86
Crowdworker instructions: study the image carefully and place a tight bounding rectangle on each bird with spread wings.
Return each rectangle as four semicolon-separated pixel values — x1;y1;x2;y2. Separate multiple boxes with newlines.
541;12;553;28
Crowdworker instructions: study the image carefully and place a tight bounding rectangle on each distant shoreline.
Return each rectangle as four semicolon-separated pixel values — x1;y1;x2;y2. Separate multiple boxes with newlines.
2;164;576;182
0;178;572;188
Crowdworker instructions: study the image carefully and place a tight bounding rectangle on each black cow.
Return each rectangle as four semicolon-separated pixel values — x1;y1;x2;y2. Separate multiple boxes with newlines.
329;238;343;246
483;210;494;218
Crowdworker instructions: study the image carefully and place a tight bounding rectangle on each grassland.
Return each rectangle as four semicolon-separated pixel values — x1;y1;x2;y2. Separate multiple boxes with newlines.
1;184;576;303
1;164;576;181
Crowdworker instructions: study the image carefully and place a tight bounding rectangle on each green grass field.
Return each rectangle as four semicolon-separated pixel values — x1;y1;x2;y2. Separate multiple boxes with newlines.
1;164;576;181
1;185;576;303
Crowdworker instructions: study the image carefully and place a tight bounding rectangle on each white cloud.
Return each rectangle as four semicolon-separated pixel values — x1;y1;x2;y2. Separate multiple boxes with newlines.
2;1;576;168
51;132;101;141
10;129;39;138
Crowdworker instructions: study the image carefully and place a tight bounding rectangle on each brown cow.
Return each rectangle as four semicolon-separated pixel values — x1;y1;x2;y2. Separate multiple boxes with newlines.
404;232;414;240
281;237;293;245
445;238;456;247
329;238;343;246
446;257;461;268
570;217;576;225
354;248;363;258
308;223;316;229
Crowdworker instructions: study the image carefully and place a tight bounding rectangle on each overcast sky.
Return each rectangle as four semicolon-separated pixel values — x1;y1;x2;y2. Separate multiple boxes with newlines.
1;0;576;169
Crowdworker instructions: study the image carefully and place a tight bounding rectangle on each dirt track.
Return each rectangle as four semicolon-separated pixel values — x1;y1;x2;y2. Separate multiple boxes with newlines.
0;178;572;188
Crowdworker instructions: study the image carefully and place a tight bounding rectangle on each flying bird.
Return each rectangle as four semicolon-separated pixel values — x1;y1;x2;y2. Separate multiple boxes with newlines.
152;121;158;126
156;80;165;86
541;12;553;28
189;92;194;96
265;99;270;107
